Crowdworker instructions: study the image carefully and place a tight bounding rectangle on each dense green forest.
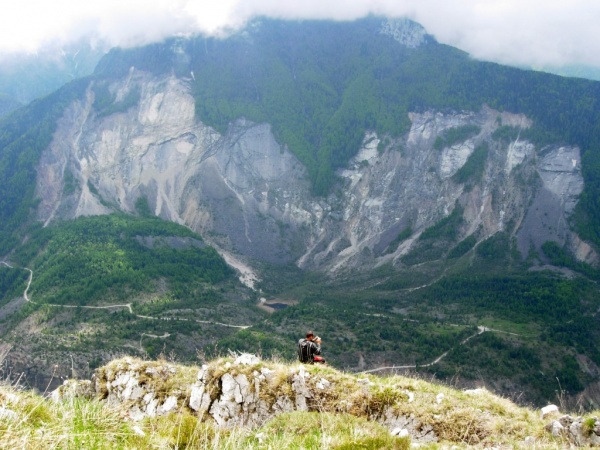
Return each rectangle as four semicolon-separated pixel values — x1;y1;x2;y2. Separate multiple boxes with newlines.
6;214;233;307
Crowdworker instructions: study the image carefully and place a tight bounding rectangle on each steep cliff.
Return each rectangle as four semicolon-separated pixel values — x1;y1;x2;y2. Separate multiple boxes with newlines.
35;71;592;276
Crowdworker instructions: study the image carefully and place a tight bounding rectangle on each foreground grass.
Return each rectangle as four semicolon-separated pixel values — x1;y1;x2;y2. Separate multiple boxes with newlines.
0;390;408;450
0;355;596;449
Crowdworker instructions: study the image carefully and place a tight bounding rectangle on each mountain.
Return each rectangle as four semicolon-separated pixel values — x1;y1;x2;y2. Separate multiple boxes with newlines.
0;93;20;117
0;39;106;108
0;17;599;407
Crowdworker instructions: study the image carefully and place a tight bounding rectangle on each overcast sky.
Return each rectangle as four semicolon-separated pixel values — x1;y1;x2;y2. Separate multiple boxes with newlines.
1;0;598;69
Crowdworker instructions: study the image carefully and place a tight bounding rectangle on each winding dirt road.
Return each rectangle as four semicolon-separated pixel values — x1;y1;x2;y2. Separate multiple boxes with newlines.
0;261;250;330
357;324;527;374
2;261;516;366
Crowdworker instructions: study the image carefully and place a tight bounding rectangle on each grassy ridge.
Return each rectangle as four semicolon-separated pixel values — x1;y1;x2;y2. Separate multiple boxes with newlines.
0;354;586;449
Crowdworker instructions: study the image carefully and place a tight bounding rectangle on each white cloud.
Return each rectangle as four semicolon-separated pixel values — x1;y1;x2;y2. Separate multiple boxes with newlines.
0;0;598;69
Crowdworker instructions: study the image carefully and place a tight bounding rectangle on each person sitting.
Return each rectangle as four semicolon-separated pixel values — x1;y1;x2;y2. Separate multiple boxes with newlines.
297;331;325;364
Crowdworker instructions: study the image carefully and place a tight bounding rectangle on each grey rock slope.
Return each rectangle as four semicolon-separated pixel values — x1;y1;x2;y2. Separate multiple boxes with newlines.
36;70;595;275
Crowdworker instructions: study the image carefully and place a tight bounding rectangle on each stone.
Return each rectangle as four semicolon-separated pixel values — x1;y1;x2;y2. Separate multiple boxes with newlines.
0;407;17;421
234;353;261;366
121;377;140;400
272;395;294;414
4;392;20;404
146;398;158;417
464;388;484;395
291;370;312;411
435;393;444;404
210;373;245;426
189;384;206;412
132;425;146;437
550;420;564;437
316;378;330;390
198;365;209;382
112;373;131;387
260;367;273;378
391;428;410;438
128;406;145;422
143;392;154;405
540;404;559;419
51;379;94;402
158;395;178;414
233;374;250;404
130;386;144;401
558;414;574;427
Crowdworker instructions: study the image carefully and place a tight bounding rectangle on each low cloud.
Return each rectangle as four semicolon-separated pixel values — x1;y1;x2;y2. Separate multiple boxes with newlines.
1;0;598;69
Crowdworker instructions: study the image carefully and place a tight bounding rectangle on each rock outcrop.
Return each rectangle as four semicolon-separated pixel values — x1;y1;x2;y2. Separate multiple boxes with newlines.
50;354;599;447
53;354;438;443
546;414;600;447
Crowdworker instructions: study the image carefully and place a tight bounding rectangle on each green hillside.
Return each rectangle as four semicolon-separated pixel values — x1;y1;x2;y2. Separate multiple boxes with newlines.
0;215;262;380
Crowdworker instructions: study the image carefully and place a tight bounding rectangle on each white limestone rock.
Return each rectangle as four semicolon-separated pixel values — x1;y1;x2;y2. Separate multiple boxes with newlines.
189;384;211;412
316;378;330;390
550;420;564;437
291;369;312;411
0;407;17;421
234;353;261;366
391;428;410;438
158;395;178;415
132;425;146;437
464;388;485;396
51;379;94;402
540;404;559;419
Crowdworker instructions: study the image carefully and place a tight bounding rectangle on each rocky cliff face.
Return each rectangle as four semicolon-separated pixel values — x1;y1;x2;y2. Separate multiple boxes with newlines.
35;70;594;276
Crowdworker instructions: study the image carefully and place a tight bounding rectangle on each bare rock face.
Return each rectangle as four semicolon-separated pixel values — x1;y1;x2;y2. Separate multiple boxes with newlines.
380;18;429;48
35;71;594;274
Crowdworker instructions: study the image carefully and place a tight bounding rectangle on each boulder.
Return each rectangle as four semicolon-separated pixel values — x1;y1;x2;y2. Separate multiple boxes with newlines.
540;404;559;419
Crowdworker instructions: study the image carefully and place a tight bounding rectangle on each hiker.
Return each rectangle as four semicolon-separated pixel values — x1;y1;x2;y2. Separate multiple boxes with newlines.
297;331;325;364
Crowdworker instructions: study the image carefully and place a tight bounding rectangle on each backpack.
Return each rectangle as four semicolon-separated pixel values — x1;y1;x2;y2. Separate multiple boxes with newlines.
297;339;313;363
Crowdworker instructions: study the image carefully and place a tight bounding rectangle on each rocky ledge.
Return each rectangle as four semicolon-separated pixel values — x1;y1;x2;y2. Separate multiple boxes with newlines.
49;354;600;447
